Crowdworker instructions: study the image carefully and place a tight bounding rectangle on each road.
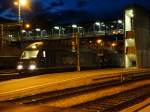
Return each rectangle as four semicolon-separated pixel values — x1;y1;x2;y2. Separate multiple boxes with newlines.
0;68;149;101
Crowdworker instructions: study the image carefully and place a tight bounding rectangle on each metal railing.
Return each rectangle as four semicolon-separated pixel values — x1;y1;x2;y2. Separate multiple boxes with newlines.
5;29;124;42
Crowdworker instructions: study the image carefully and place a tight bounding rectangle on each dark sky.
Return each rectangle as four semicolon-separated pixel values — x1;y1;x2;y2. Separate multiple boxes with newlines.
0;0;150;24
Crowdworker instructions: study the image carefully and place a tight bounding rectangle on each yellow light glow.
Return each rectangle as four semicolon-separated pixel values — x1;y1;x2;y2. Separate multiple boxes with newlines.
111;42;117;47
96;39;102;44
32;45;37;49
14;1;18;5
25;24;30;28
14;0;28;7
19;0;28;6
112;31;118;35
27;42;43;49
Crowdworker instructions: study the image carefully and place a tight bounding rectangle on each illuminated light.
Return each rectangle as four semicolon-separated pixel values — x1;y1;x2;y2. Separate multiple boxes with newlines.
29;65;36;70
125;55;129;68
25;24;30;28
54;26;59;30
118;20;123;24
102;24;105;27
96;39;102;44
125;40;128;47
78;26;83;29
17;65;23;70
14;1;18;5
14;0;28;6
21;30;26;33
118;30;121;33
43;51;46;57
8;35;13;38
127;9;134;18
113;31;117;34
28;42;43;49
19;0;28;6
89;40;92;43
111;25;114;28
35;28;41;32
111;42;117;47
129;38;133;41
125;38;135;47
101;22;104;25
72;24;77;28
95;22;100;26
32;45;37;49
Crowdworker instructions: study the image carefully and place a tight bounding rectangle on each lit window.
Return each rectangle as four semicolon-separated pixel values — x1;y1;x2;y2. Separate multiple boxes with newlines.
127;9;134;18
125;9;134;31
21;50;39;59
43;51;46;57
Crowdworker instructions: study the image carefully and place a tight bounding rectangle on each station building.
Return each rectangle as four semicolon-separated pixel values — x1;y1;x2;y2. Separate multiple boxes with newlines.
124;5;150;68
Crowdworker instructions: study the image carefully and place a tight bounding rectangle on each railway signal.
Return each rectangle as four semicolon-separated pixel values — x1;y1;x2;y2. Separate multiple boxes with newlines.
72;33;77;52
72;33;80;72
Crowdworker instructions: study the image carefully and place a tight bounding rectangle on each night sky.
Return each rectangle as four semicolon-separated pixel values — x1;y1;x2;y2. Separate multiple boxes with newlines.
0;0;150;24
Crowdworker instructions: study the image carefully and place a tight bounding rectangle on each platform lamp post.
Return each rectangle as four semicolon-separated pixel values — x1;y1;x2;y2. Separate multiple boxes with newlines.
14;0;28;41
72;24;80;72
14;0;28;24
95;22;101;32
24;23;31;39
35;28;41;39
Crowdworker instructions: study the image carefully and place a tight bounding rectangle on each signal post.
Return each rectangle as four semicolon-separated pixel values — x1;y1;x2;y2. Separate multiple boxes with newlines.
72;33;80;72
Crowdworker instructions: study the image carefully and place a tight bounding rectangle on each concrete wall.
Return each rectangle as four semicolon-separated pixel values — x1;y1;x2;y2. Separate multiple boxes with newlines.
133;7;150;68
0;46;21;68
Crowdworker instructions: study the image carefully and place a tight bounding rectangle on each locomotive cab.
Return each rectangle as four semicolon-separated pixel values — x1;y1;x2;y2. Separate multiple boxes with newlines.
17;42;45;73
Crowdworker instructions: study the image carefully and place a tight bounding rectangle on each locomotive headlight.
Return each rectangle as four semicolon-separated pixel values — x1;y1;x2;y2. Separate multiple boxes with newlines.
29;64;36;70
17;65;23;70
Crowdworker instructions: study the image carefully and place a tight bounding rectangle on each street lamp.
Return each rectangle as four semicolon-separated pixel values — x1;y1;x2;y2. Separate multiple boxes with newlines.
72;24;77;33
72;24;77;28
35;28;41;39
14;0;28;24
95;22;100;26
54;26;61;36
118;20;123;24
94;22;101;32
96;39;102;44
111;42;117;49
96;39;103;49
25;23;30;29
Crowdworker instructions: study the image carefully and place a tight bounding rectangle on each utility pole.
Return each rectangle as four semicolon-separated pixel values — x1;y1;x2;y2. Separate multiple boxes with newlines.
72;33;80;72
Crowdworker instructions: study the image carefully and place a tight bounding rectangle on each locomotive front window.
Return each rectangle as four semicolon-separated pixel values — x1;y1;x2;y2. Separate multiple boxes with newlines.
21;50;39;59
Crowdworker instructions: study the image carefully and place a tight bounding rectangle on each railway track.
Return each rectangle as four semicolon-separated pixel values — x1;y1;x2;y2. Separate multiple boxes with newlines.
0;70;149;112
72;85;150;112
0;84;149;112
0;79;122;105
0;76;149;107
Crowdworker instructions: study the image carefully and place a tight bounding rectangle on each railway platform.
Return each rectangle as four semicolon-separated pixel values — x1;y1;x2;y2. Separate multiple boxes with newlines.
0;68;149;102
